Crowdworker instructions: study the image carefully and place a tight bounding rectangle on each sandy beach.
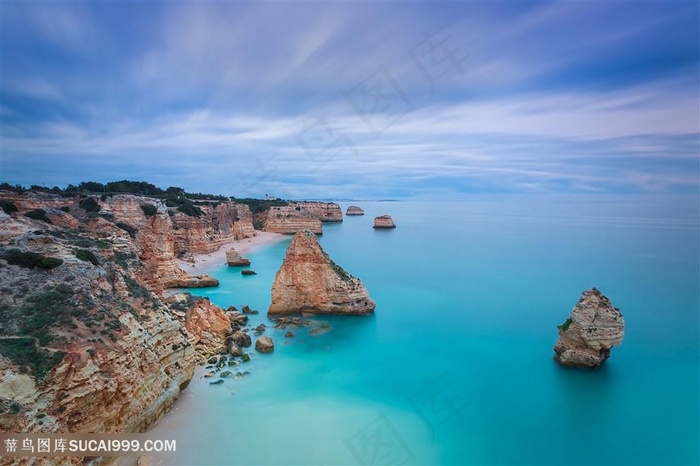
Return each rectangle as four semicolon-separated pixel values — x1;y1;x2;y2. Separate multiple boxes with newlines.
177;231;288;275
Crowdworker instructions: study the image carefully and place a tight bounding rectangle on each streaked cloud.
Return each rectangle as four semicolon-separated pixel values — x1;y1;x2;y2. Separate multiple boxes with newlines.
1;1;697;199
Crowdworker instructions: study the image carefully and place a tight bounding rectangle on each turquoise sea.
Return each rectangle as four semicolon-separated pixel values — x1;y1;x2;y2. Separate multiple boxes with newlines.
151;197;699;465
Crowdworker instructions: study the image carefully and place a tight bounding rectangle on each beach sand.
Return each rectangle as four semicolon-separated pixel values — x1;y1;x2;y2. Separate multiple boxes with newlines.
177;231;288;275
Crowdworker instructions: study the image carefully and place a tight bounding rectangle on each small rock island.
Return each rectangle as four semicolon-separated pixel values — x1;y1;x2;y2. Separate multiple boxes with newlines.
346;205;365;216
226;247;250;266
553;288;625;368
373;215;396;229
268;229;376;316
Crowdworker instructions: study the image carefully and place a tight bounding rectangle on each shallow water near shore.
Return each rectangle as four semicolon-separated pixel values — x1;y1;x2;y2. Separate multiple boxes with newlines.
151;197;699;465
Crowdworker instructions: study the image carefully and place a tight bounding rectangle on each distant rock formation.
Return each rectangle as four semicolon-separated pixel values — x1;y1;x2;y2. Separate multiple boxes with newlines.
346;205;365;216
373;215;396;229
259;201;343;235
226;248;251;266
553;288;625;368
268;230;376;316
260;206;323;235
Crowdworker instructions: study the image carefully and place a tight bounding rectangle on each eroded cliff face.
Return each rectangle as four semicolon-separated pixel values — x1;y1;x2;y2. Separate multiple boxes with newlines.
292;202;343;222
0;213;196;437
101;195;187;290
170;202;255;255
165;294;232;363
260;201;342;234
0;197;237;458
553;288;625;368
261;206;323;235
268;230;375;316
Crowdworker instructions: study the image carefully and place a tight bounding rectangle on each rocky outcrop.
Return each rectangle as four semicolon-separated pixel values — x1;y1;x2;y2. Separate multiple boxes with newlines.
0;213;196;438
373;215;396;229
165;294;231;363
268;230;376;316
170;202;255;255
226;248;251;266
292;202;343;222
259;201;342;235
346;205;365;216
553;288;625;368
261;206;323;235
255;336;274;353
1;192;237;291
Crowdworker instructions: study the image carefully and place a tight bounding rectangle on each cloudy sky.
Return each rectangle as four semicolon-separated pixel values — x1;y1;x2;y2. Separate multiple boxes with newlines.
1;1;698;199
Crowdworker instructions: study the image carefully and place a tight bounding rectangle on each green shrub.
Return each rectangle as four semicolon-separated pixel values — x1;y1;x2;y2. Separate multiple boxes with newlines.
116;222;137;239
37;257;63;270
558;318;573;331
75;249;99;265
2;249;45;268
78;197;100;212
0;200;18;214
24;209;52;224
177;203;203;217
140;204;157;217
0;338;66;380
59;206;71;213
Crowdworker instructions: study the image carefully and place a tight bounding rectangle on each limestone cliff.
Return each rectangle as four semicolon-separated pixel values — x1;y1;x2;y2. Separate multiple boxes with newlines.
346;205;365;216
553;288;625;368
268;230;375;316
102;195;188;290
292;202;343;222
261;206;323;235
165;294;231;363
373;215;396;229
0;213;196;437
170;202;255;255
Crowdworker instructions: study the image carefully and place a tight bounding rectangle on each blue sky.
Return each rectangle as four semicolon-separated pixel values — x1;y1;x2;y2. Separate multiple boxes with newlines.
1;1;698;199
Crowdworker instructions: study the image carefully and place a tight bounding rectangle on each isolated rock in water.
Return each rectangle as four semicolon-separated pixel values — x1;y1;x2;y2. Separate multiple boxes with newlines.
345;205;365;216
553;288;625;368
241;269;257;275
255;336;275;353
226;248;250;266
268;229;376;316
373;215;396;229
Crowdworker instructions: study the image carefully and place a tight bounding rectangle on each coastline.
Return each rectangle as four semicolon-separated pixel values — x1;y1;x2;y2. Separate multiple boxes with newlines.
177;231;288;276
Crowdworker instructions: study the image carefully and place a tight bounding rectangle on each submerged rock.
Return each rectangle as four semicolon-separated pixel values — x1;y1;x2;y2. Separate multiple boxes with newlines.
268;230;376;316
553;288;625;368
226;248;251;266
373;215;396;229
255;336;275;353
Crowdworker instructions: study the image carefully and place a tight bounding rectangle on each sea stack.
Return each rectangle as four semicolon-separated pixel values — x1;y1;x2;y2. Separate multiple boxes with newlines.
226;247;251;266
268;230;376;316
346;205;365;216
373;215;396;229
553;288;625;368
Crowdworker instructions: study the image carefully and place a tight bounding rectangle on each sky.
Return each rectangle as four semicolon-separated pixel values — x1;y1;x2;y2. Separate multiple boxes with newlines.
1;1;698;199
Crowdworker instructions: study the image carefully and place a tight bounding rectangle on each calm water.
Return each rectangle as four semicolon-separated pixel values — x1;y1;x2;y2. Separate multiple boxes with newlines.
151;196;699;465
